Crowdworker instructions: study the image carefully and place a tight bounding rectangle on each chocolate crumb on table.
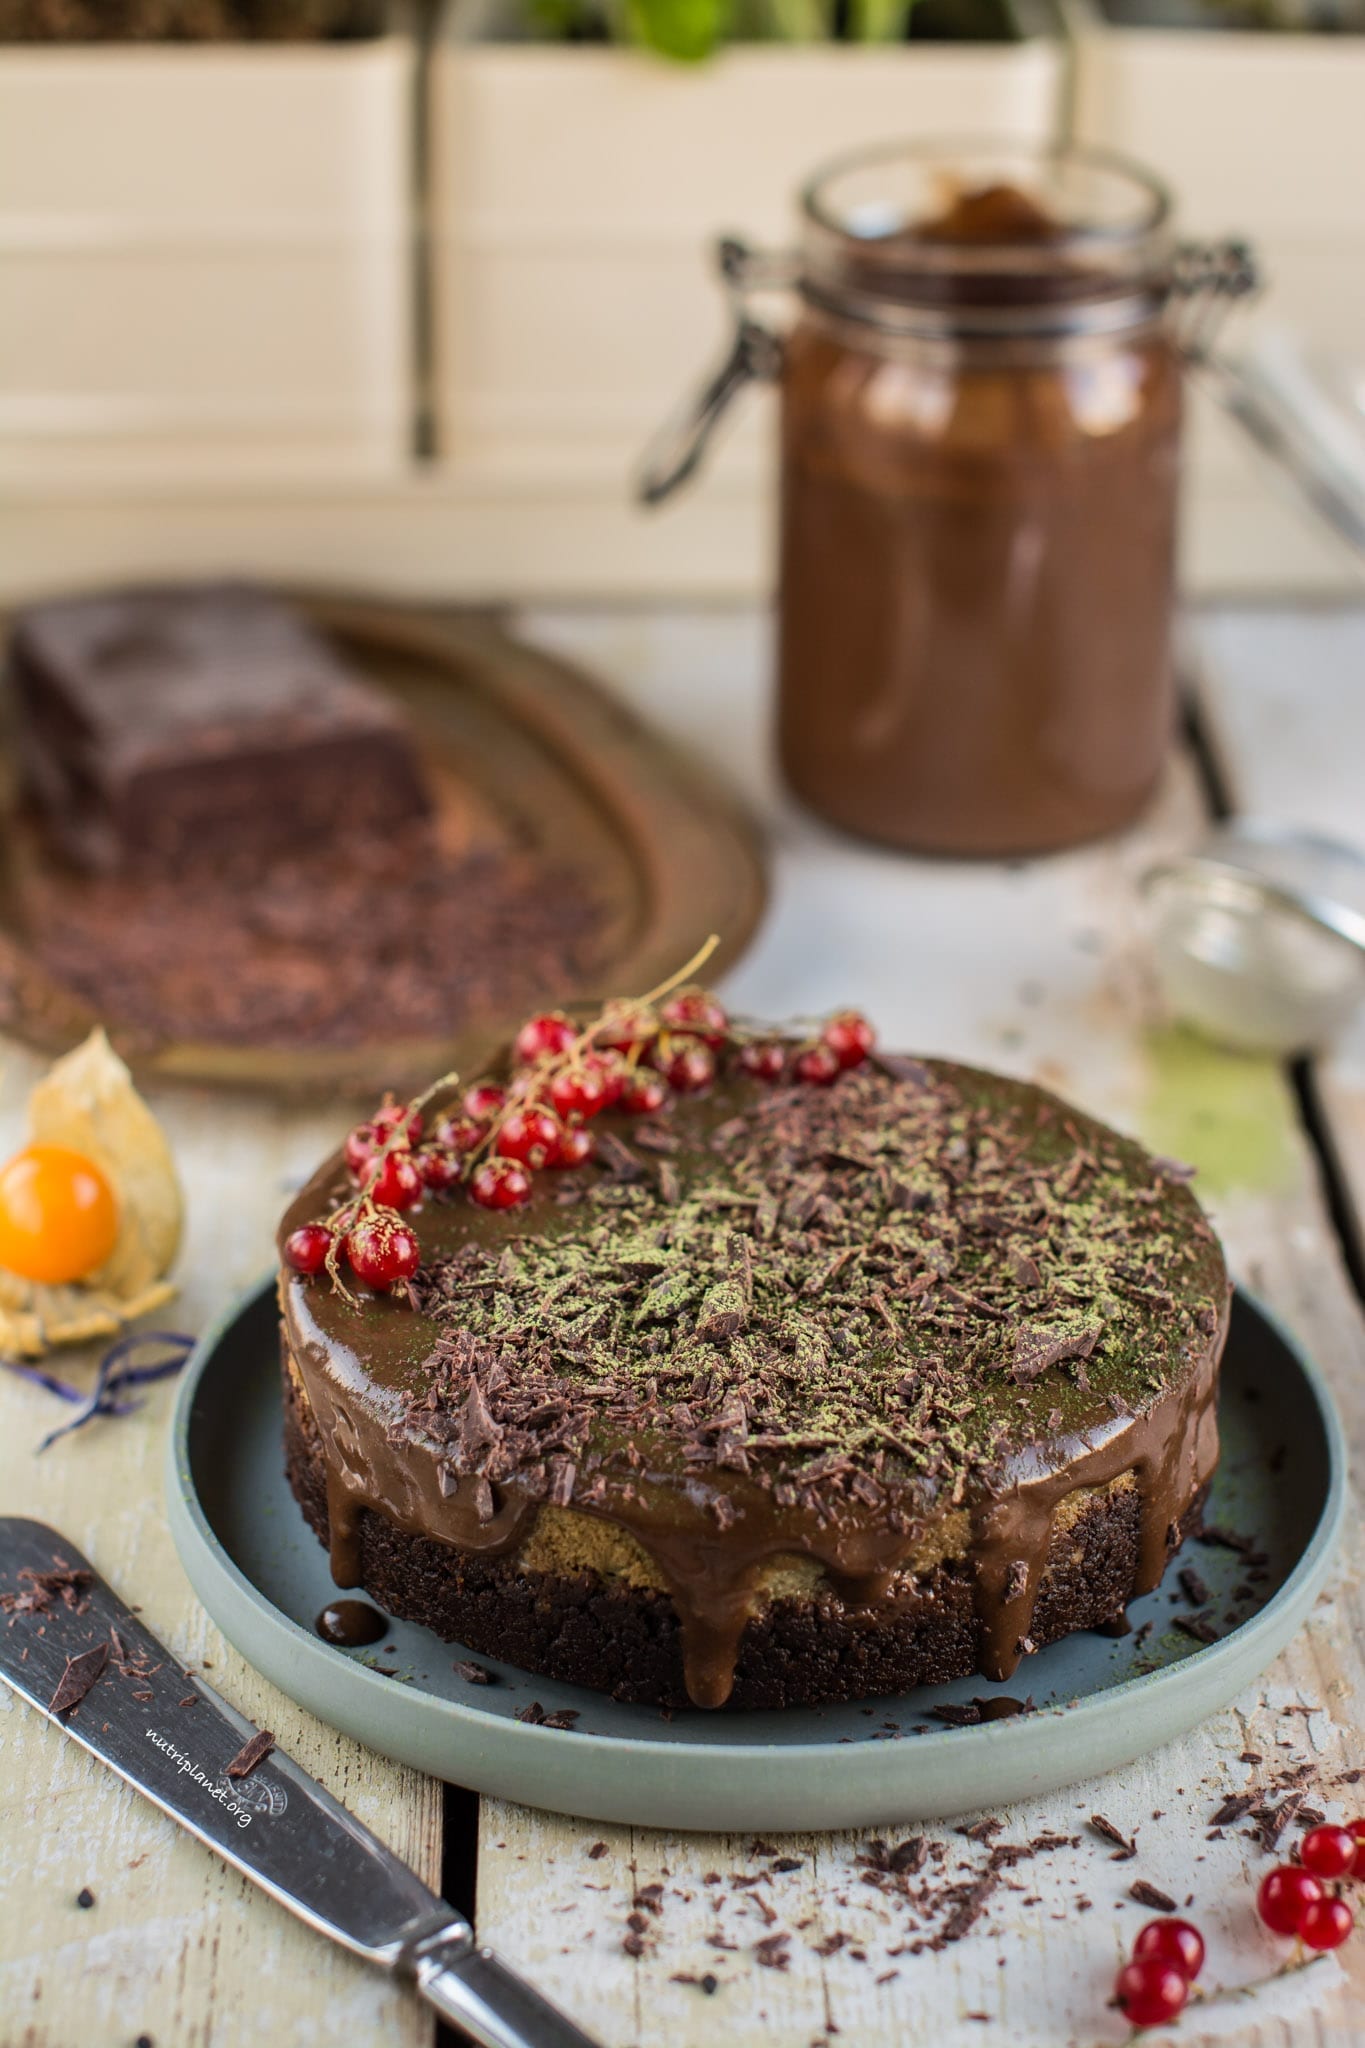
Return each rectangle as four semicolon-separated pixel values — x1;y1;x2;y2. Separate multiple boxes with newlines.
75;1888;95;1909
670;1972;720;1993
1088;1815;1137;1859
1210;1791;1259;1828
1129;1880;1178;1913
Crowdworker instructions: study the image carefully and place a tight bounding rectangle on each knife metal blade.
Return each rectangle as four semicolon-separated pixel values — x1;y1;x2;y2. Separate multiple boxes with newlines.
0;1517;601;2048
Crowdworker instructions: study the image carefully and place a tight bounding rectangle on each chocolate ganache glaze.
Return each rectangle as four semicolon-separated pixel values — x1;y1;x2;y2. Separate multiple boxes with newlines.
278;1055;1229;1709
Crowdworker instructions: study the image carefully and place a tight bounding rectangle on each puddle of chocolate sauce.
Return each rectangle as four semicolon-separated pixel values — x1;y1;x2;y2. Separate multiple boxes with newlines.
973;1695;1030;1722
316;1599;388;1648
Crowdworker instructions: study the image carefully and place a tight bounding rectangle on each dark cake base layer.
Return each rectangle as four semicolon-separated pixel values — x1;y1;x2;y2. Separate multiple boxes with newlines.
283;1367;1199;1712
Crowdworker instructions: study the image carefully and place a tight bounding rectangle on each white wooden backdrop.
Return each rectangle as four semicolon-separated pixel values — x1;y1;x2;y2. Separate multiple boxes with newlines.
1;603;1362;2048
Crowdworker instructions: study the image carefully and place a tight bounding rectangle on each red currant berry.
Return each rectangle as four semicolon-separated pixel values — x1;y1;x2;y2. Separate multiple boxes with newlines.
1348;1818;1365;1878
654;1034;715;1093
1300;1896;1354;1951
435;1115;486;1156
554;1125;596;1169
283;1223;332;1276
621;1072;668;1116
469;1158;533;1211
344;1122;382;1177
737;1040;787;1082
1257;1865;1324;1935
346;1218;420;1291
1301;1825;1358;1880
1133;1919;1205;1982
794;1041;841;1086
372;1100;423;1144
496;1107;561;1169
513;1013;577;1067
659;985;728;1049
583;1050;626;1107
417;1148;461;1192
1115;1958;1188;2028
821;1008;875;1070
549;1065;609;1121
369;1150;424;1211
596;1002;657;1055
462;1083;506;1123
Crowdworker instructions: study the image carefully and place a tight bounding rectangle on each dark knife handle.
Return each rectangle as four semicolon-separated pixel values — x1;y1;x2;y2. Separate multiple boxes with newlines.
408;1930;601;2048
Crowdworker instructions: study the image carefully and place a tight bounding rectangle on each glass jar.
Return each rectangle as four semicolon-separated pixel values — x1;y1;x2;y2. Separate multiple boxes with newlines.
641;141;1251;858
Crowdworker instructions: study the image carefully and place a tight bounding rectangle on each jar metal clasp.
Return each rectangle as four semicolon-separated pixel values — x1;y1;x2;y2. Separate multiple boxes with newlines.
635;237;793;507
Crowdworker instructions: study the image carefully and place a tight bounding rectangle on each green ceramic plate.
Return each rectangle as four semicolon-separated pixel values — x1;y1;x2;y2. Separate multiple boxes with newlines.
166;1281;1345;1832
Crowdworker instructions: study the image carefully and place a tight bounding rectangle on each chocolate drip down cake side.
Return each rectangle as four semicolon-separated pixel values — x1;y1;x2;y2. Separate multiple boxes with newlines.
276;992;1231;1712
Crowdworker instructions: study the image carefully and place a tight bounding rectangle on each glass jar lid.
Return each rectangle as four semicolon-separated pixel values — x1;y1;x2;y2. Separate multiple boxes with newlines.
798;139;1176;341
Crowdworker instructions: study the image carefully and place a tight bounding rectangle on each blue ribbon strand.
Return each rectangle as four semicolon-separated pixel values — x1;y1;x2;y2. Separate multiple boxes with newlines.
2;1329;196;1450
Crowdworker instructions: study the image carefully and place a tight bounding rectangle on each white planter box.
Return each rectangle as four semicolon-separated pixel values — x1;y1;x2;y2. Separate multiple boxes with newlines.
1071;15;1365;588
0;34;415;483
429;30;1063;586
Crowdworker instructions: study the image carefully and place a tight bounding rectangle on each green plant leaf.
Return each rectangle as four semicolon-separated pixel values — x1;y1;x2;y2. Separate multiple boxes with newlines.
623;0;730;59
846;0;913;37
749;0;831;36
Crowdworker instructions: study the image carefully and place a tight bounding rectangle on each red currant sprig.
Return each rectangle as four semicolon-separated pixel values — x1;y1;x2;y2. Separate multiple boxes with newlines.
282;1223;332;1276
284;933;887;1275
347;1215;420;1291
1256;1824;1362;1949
1299;1824;1358;1880
659;985;729;1048
650;1033;716;1094
1115;1917;1203;2029
283;1068;464;1297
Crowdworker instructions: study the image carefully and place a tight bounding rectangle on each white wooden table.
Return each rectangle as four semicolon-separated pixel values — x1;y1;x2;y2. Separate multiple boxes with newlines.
2;602;1363;2048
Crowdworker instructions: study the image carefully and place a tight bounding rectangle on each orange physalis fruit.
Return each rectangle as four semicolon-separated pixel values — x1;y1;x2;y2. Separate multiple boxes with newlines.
0;1142;120;1284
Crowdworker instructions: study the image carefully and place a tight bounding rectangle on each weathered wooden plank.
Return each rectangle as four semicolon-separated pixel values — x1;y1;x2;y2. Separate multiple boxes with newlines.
471;608;1365;2048
1189;601;1365;1264
0;1049;442;2048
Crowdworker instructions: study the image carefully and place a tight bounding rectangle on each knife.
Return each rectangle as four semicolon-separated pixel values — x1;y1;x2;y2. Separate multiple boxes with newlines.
0;1517;602;2048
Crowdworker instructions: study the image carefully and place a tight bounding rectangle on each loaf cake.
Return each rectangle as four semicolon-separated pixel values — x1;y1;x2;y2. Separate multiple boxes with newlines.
10;581;428;874
3;582;603;1050
277;987;1229;1711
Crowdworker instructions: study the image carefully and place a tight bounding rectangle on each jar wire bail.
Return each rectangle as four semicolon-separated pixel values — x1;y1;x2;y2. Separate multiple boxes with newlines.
634;238;792;508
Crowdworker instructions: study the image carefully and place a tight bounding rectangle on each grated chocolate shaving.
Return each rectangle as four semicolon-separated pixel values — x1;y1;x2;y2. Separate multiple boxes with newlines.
1088;1814;1136;1859
48;1644;108;1714
1129;1880;1177;1913
392;1061;1224;1533
225;1729;275;1780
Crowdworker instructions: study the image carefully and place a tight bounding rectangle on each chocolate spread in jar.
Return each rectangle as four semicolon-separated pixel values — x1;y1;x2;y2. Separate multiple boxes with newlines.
777;181;1182;857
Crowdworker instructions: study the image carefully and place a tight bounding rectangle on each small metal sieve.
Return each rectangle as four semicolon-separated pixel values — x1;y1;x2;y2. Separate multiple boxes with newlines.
1143;822;1365;1056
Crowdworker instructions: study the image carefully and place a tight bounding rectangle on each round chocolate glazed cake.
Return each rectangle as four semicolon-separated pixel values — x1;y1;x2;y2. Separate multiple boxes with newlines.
278;1041;1230;1712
